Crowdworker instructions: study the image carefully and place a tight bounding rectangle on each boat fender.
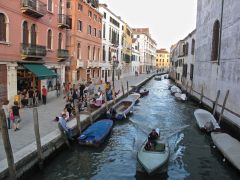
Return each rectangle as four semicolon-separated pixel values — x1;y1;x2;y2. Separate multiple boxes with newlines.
223;158;226;162
124;113;126;119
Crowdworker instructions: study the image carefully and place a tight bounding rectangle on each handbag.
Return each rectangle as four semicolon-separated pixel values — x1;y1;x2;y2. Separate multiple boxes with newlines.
10;112;14;121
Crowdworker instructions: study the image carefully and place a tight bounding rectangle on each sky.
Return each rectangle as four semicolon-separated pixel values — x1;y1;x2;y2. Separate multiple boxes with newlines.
99;0;197;50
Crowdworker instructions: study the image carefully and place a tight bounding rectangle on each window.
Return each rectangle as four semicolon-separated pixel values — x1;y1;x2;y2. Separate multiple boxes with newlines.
93;28;96;37
77;43;81;59
30;24;37;45
0;13;7;42
58;33;62;49
94;14;97;21
59;0;63;14
103;23;106;39
182;64;188;78
102;70;104;78
88;25;91;35
92;46;95;60
48;0;53;12
22;21;28;44
190;64;194;80
97;48;100;60
211;20;220;61
103;12;106;19
47;29;52;49
98;30;101;38
77;20;82;31
88;46;91;59
88;11;92;18
78;3;83;11
103;45;106;61
191;39;195;55
185;42;189;55
66;1;71;8
98;17;101;23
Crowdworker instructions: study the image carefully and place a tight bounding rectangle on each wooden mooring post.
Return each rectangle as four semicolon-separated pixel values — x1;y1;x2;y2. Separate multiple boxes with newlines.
74;101;81;134
87;99;93;124
33;107;43;169
185;82;189;93
112;88;116;104
127;81;129;95
104;89;109;111
0;107;17;180
121;81;125;95
199;86;204;104
213;90;220;116
219;90;230;125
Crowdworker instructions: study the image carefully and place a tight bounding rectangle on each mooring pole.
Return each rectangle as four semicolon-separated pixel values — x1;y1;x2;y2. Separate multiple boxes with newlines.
0;107;17;180
213;90;220;116
121;81;125;95
219;90;229;125
74;101;81;134
127;81;129;95
200;86;204;104
33;107;43;169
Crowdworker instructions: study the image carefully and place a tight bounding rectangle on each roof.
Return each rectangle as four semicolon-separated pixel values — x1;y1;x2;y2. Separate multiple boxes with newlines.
156;49;169;54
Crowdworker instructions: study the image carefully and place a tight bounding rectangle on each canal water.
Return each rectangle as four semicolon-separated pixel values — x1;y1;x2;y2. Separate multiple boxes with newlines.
32;79;239;180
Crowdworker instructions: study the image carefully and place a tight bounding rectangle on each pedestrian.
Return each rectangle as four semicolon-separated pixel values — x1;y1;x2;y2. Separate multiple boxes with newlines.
42;85;47;105
79;83;85;101
56;113;74;140
28;87;34;108
56;81;61;97
62;82;66;99
2;99;11;129
11;101;21;131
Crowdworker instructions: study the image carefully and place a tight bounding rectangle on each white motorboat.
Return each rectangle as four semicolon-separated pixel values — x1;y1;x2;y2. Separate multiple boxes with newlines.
194;109;221;132
137;138;170;174
128;93;141;104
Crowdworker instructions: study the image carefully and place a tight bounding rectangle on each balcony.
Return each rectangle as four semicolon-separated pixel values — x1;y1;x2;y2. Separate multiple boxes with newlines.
58;14;69;28
21;0;47;18
77;59;84;68
21;43;46;59
57;49;69;60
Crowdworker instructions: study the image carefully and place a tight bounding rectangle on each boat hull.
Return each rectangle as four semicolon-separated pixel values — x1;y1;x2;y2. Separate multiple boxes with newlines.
78;119;113;147
137;139;170;175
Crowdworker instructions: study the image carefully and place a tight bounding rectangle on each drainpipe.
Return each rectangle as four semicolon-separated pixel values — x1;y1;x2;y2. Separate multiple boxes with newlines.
218;0;224;65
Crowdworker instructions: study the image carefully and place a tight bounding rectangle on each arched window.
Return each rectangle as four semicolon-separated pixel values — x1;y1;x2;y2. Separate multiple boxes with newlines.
77;43;81;59
211;20;220;61
31;24;37;45
0;13;6;41
47;29;52;49
22;21;29;44
92;46;95;60
58;33;62;49
59;0;63;14
102;45;106;61
191;39;195;55
88;46;91;59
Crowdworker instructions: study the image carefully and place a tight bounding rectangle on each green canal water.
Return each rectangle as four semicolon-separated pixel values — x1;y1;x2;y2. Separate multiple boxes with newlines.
31;79;239;180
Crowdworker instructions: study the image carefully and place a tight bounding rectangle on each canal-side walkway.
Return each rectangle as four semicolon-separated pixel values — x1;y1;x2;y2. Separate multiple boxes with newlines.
0;73;154;162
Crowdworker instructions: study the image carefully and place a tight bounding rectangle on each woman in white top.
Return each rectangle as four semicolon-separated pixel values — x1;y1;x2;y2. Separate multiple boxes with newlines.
2;99;11;129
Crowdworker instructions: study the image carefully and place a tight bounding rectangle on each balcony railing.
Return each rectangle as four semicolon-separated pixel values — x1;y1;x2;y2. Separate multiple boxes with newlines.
21;43;47;59
57;49;69;59
58;14;69;28
21;0;47;18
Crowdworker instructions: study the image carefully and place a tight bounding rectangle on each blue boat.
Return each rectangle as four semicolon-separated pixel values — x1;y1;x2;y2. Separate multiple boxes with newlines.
107;98;135;120
78;119;113;147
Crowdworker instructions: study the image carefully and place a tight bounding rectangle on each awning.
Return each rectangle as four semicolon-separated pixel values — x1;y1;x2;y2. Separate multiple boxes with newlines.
22;64;57;80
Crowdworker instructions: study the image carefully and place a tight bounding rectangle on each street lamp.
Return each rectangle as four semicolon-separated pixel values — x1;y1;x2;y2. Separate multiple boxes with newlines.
112;55;119;89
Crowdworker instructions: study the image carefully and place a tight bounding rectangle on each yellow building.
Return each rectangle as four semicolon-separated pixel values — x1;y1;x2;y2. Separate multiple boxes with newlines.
156;49;170;72
121;23;132;76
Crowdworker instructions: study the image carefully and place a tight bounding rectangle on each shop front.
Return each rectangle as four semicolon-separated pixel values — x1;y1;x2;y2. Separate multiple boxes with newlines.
17;63;58;93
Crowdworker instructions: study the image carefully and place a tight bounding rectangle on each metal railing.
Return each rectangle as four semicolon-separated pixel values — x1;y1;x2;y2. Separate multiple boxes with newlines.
57;49;69;59
21;0;47;17
21;43;47;57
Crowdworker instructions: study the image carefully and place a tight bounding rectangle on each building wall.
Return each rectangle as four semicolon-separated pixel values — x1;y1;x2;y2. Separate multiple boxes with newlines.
156;49;170;72
0;0;68;101
194;0;240;123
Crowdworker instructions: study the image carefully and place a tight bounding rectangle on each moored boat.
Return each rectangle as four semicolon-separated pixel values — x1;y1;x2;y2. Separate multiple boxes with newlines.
211;132;240;171
137;138;170;174
154;76;162;81
174;93;187;101
128;93;141;104
194;109;221;132
139;89;149;97
107;98;135;120
78;119;113;147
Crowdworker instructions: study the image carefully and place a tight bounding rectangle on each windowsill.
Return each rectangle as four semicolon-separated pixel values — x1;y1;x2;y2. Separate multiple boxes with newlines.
47;49;54;52
47;10;54;15
211;60;218;63
0;41;10;45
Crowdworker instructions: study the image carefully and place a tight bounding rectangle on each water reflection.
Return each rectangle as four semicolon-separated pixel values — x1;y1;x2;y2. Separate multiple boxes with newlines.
32;79;239;180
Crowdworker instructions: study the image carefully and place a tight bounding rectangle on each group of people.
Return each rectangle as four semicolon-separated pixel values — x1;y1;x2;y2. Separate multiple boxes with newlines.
144;128;160;151
2;99;21;131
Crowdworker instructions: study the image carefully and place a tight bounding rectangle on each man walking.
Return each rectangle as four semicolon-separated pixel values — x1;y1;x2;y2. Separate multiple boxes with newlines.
42;86;47;105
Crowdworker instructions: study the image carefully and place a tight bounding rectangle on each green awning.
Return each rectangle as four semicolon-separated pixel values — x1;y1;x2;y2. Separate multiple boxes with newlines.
22;64;57;80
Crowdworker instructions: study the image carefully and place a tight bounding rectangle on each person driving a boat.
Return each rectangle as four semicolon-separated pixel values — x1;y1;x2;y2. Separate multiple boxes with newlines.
144;140;154;151
148;129;159;147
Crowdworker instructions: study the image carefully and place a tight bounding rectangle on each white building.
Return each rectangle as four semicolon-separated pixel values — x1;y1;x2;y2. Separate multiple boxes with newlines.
98;4;123;83
194;0;240;128
131;38;141;75
132;28;157;74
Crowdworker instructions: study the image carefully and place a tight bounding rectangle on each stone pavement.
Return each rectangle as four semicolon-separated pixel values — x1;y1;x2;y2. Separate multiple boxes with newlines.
0;73;154;161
